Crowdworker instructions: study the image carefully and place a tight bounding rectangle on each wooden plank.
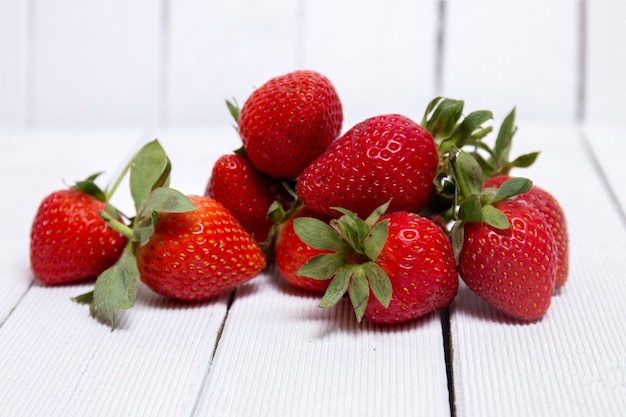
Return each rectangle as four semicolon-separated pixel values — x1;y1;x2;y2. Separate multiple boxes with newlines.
193;267;452;416
443;0;579;122
0;282;230;417
0;0;28;126
0;128;239;416
167;0;298;126
586;0;626;123
29;0;161;126
581;123;626;221
451;123;626;416
302;0;438;127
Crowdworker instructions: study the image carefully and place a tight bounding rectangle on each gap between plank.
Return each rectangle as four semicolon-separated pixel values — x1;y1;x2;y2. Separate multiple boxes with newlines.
579;132;626;227
189;287;238;417
440;306;457;417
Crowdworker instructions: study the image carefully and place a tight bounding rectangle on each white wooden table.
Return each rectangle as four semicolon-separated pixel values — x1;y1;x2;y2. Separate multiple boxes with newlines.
1;121;624;417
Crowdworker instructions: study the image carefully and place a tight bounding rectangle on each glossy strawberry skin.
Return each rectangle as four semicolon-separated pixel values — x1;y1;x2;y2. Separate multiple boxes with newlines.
364;212;458;324
238;70;343;179
484;175;569;288
458;199;558;321
275;207;334;293
206;153;294;244
135;195;266;301
296;114;439;219
30;189;126;285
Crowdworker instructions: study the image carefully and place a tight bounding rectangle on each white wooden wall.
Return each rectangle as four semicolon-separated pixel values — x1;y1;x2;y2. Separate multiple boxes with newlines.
1;0;623;129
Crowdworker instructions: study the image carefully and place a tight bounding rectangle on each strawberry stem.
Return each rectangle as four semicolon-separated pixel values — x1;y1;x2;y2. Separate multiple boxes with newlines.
99;210;134;239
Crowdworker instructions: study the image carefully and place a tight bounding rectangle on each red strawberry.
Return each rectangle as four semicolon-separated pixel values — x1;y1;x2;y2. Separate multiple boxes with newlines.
275;206;334;293
135;195;266;301
30;188;126;285
294;203;458;324
458;199;558;321
237;69;343;179
363;211;458;324
484;175;569;288
206;153;295;244
296;114;439;219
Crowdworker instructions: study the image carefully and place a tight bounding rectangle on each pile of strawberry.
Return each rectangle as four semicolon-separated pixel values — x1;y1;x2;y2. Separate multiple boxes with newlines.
29;70;568;329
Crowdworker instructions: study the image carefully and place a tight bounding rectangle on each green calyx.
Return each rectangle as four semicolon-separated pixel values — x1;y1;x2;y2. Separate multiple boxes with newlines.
73;139;196;330
447;149;533;262
294;202;393;322
419;96;540;231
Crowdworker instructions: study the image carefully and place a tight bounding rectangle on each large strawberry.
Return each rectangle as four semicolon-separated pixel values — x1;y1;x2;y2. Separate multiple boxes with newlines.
205;153;295;244
274;206;334;293
294;203;458;324
30;184;126;285
484;175;569;288
135;195;266;301
458;199;557;321
296;114;439;219
237;69;343;179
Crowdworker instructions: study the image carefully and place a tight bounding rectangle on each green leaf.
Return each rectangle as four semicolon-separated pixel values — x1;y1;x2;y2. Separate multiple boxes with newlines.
493;177;533;202
331;209;370;254
364;262;392;308
447;109;493;149
226;98;240;122
349;266;370;322
142;187;196;215
319;267;352;308
130;140;170;212
458;195;483;223
493;107;517;165
296;252;346;280
73;172;107;202
363;201;391;227
450;220;465;264
134;215;156;246
482;205;510;229
293;217;347;252
455;150;484;197
423;97;465;142
510;151;540;169
92;249;139;329
362;219;388;261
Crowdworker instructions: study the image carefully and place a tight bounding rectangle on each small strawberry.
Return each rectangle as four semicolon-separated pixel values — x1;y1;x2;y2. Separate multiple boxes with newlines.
237;69;343;179
294;202;458;324
484;175;569;288
30;183;126;285
296;114;439;219
205;153;295;244
135;195;266;301
275;206;334;293
458;199;557;321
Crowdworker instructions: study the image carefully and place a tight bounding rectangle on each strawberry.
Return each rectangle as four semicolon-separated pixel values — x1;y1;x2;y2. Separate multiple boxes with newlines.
458;199;558;321
484;175;569;288
205;153;295;244
294;203;458;324
237;69;343;179
275;206;334;293
30;187;126;285
135;195;266;301
296;114;439;219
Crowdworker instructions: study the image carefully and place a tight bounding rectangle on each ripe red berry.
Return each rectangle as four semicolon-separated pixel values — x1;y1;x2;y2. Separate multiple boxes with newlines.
30;189;126;285
135;195;266;301
238;69;343;179
297;114;438;219
458;199;558;321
